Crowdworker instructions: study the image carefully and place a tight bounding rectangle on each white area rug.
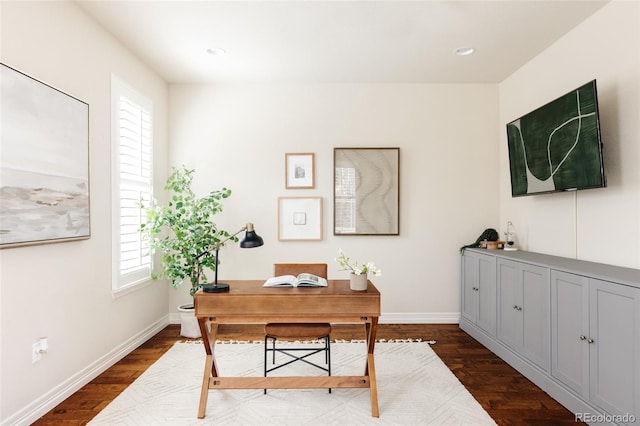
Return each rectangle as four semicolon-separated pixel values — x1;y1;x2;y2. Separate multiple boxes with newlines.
89;341;496;425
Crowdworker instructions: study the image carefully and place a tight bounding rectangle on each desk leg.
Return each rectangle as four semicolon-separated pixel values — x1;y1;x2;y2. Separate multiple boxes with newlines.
197;319;219;419
365;317;380;417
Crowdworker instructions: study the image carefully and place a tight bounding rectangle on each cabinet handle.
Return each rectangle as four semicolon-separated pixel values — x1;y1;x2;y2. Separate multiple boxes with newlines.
588;338;595;344
473;287;479;292
513;305;522;311
580;335;587;340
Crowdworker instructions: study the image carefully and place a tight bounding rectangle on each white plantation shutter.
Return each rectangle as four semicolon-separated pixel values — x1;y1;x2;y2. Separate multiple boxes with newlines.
112;75;153;292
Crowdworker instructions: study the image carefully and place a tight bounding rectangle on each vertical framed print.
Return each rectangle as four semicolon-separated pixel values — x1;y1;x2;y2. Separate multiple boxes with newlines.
334;147;399;235
1;63;90;248
285;153;315;189
278;197;322;241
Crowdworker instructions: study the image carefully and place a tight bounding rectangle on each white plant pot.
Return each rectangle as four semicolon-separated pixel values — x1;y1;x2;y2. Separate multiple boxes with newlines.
178;304;201;338
350;273;368;291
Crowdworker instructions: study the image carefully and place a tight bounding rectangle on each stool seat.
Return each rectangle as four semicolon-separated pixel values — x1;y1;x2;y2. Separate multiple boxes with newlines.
264;263;332;394
265;323;332;339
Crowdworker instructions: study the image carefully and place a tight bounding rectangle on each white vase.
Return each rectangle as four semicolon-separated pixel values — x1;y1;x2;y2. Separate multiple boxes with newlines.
178;304;201;338
350;273;368;291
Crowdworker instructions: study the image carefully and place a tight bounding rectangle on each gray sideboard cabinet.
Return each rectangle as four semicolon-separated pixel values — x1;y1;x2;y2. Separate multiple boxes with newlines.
552;270;640;424
460;248;640;425
461;249;496;337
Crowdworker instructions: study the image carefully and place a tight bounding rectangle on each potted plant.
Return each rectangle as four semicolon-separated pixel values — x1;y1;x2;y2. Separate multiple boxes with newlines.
335;249;382;291
140;166;236;337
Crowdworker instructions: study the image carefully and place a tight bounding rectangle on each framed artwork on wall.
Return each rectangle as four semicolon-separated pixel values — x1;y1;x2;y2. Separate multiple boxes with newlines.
334;147;399;235
278;196;322;241
285;153;315;189
0;63;90;248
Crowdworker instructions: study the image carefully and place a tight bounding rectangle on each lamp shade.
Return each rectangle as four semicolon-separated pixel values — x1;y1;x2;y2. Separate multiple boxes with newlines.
239;223;264;248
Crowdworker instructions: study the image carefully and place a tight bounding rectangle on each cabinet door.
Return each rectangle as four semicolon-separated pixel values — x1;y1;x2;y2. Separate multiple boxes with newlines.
461;253;478;323
589;278;640;421
498;260;550;371
497;259;521;351
551;270;589;398
476;253;497;337
521;263;550;371
461;251;496;336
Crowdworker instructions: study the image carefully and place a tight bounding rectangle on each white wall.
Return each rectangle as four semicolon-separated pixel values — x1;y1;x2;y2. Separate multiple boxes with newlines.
168;83;500;318
0;2;170;424
499;0;640;269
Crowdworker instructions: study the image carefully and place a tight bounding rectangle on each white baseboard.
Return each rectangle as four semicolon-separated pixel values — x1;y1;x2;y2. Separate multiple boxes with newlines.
169;312;181;324
4;315;170;426
380;312;460;324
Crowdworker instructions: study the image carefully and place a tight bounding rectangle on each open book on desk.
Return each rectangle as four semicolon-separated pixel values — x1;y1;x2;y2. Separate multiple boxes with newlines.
263;273;328;288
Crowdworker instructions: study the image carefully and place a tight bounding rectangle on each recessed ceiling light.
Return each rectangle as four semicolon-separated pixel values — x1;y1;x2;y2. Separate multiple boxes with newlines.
455;47;475;56
206;47;226;56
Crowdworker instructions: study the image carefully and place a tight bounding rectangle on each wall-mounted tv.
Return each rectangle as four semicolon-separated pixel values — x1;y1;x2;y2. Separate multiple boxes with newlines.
506;80;605;197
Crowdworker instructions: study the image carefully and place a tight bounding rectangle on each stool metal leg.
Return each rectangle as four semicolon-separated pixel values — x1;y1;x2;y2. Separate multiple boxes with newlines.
264;336;268;394
272;336;276;364
326;336;331;394
263;334;332;395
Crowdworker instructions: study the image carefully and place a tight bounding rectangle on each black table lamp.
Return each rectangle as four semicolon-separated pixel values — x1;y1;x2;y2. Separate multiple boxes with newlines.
197;223;264;293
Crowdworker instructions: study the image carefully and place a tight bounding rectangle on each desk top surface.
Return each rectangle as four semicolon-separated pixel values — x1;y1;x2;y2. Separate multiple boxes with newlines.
197;279;379;295
194;279;380;319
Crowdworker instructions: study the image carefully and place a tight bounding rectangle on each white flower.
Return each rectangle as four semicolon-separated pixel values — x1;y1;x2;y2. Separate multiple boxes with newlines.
335;249;382;276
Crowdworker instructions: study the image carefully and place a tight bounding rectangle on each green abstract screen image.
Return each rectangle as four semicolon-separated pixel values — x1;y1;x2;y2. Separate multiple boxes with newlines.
506;80;605;197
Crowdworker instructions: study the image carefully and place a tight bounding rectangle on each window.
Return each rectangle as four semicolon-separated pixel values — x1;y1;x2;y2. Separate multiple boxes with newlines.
111;75;153;293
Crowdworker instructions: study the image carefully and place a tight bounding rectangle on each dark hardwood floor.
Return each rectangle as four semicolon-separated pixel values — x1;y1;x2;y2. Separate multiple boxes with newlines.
33;324;582;425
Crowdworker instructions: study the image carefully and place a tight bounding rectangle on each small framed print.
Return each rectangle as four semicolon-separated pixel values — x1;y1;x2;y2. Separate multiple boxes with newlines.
278;197;322;241
285;153;315;189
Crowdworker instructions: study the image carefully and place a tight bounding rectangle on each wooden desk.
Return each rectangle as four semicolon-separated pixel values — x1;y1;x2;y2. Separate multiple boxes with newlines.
194;279;381;419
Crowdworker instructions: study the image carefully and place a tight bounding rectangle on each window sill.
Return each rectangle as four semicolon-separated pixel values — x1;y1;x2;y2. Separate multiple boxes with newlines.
112;278;153;299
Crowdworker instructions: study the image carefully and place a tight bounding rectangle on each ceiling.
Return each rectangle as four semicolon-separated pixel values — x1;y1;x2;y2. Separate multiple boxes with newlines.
75;0;609;84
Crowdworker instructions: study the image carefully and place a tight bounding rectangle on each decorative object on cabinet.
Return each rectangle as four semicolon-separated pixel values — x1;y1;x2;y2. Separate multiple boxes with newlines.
278;197;322;240
459;228;499;252
0;63;90;248
333;147;399;235
503;221;518;251
285;153;315;189
479;240;505;250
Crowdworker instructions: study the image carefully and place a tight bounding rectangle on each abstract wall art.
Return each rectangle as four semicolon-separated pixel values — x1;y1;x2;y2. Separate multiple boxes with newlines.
334;147;399;235
1;63;90;248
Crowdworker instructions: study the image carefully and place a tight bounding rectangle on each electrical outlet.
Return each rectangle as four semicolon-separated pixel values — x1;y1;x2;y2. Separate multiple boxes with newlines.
32;342;42;363
32;337;48;363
